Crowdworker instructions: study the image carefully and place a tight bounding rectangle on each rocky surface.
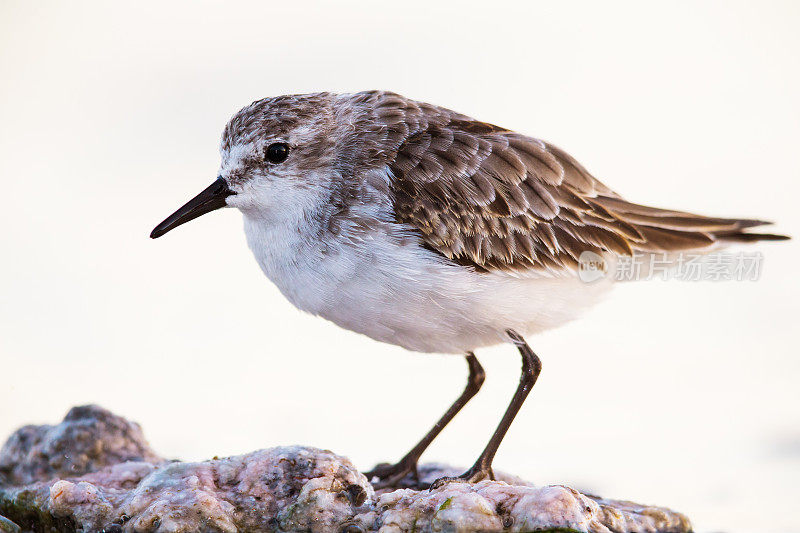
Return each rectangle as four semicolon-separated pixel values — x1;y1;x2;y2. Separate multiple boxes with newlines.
0;406;692;532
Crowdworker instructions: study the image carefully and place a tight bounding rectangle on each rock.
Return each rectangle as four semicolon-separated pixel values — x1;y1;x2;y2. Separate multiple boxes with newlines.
0;405;162;487
0;406;692;533
0;515;21;533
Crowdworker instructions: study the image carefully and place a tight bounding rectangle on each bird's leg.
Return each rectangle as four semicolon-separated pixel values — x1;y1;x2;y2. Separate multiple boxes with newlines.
431;329;541;489
365;353;485;489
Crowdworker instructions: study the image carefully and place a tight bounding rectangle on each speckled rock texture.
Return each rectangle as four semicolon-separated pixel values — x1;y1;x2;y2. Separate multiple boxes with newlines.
0;406;692;533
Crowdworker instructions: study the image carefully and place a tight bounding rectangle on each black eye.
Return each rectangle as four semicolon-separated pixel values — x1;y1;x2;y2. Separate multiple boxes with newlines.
265;142;290;164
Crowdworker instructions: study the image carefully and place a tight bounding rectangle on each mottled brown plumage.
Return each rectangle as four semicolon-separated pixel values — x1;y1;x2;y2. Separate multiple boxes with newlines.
337;91;787;273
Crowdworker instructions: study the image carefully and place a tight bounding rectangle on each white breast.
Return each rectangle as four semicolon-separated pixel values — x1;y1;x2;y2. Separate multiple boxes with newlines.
241;209;612;354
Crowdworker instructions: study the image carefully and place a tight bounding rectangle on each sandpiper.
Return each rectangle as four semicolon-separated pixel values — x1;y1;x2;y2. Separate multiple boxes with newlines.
151;91;787;488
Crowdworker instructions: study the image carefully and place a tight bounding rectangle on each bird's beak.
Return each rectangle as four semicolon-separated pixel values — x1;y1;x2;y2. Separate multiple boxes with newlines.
150;177;235;239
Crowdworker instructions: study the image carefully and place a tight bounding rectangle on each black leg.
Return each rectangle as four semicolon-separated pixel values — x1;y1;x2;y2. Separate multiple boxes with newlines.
431;329;541;488
366;352;485;489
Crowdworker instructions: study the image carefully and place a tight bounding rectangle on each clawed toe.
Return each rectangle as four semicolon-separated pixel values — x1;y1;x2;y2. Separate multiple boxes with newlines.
429;475;464;491
429;466;494;491
364;461;421;490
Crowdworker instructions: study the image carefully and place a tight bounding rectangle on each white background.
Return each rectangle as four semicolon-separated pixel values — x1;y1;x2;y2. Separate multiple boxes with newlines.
1;2;798;532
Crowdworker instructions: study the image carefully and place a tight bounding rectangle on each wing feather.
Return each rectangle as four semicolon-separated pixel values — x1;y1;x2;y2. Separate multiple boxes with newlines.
372;94;787;273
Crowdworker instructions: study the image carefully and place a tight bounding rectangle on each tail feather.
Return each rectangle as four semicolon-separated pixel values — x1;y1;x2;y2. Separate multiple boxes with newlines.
592;195;790;252
712;229;790;243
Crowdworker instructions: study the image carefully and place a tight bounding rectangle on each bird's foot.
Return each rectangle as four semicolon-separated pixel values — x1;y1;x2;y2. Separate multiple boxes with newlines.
364;459;423;490
429;464;494;491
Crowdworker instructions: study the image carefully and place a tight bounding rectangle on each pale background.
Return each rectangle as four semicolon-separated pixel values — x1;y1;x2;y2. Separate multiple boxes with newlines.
1;2;798;532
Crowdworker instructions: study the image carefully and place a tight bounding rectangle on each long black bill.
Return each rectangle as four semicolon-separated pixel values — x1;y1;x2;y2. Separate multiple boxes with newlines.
150;177;235;239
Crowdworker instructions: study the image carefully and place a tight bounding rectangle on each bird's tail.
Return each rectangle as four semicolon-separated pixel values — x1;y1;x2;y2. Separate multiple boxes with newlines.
590;196;790;252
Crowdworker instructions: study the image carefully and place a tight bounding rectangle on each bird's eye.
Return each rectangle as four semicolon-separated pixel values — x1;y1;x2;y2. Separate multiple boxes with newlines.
265;142;290;164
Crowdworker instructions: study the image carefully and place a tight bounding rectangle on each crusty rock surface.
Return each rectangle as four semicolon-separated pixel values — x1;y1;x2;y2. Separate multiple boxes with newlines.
0;406;692;533
0;406;162;487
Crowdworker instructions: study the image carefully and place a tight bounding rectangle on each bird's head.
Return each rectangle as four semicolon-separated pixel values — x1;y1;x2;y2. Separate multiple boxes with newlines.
151;92;371;239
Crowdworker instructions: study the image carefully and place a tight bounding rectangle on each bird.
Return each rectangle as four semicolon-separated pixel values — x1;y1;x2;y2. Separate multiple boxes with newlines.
150;90;787;489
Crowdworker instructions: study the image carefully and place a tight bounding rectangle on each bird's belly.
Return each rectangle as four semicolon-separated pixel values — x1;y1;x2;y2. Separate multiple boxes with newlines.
312;265;612;353
245;219;611;353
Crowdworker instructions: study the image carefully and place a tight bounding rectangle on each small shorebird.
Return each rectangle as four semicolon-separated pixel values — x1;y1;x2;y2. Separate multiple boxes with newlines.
151;91;786;488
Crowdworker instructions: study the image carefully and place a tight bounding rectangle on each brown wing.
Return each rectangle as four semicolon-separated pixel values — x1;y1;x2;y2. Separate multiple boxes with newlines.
379;100;786;273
